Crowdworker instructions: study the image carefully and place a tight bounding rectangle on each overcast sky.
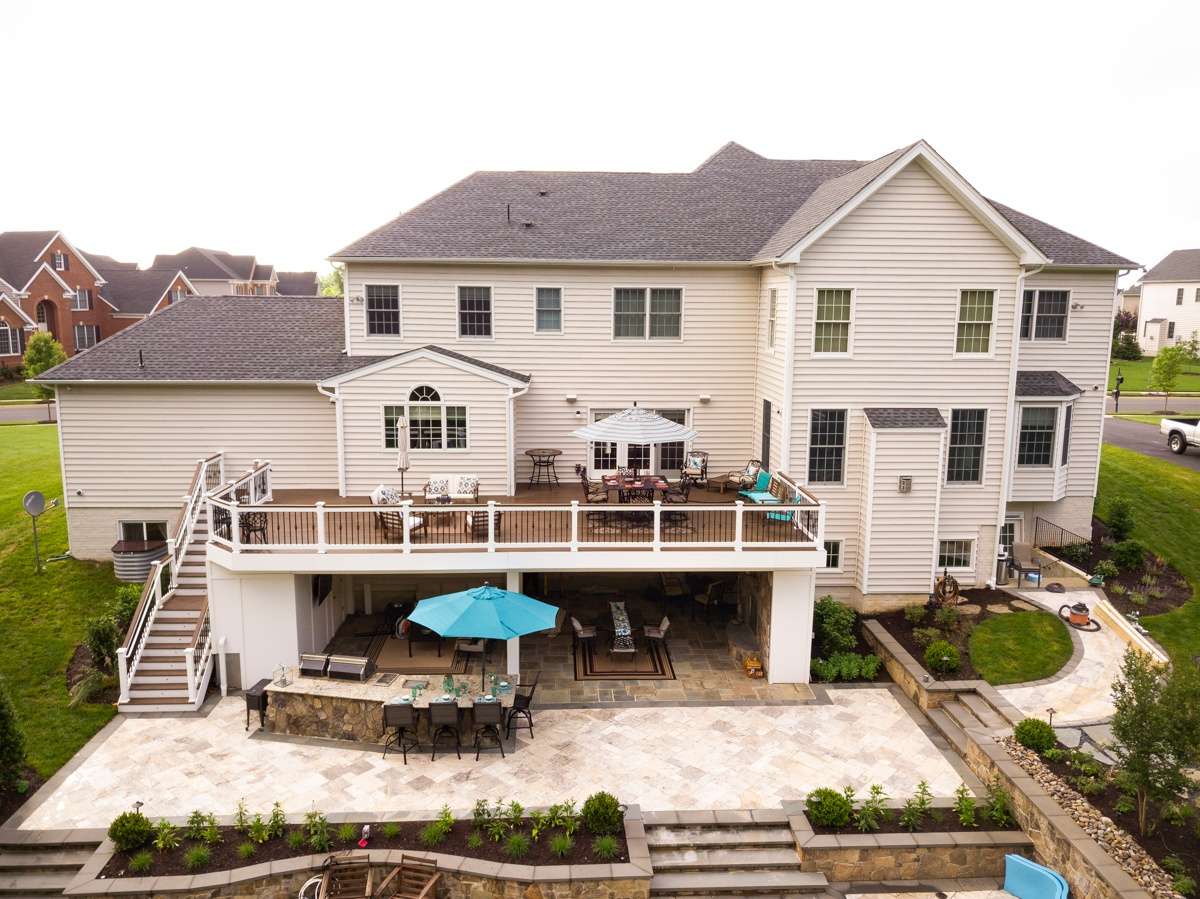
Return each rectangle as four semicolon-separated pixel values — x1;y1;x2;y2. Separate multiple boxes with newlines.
5;0;1197;286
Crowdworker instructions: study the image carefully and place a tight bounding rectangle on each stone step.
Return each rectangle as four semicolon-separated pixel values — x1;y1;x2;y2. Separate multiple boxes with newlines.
926;708;968;754
647;826;795;849
0;847;95;870
942;700;985;734
0;869;77;894
650;870;827;895
958;693;1011;730
650;847;801;871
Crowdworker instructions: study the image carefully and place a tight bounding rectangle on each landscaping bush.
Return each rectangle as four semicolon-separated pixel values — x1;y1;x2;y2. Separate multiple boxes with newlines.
466;831;483;850
550;833;574;858
152;820;180;852
804;787;853;828
0;676;26;790
581;791;623;835
984;779;1014;827
1093;559;1119;580
1014;718;1057;754
1112;331;1142;361
811;652;881;683
503;833;530;859
898;780;933;831
128;850;153;874
591;835;619;860
1060;542;1091;567
813;596;857;656
183;845;210;872
83;615;119;673
953;784;977;828
912;626;941;648
903;604;928;624
305;811;331;852
1111;539;1145;572
852;784;887;833
237;842;256;861
924;640;960;674
108;810;154;852
1107;498;1136;542
933;605;961;630
111;584;143;633
286;830;306;851
337;823;358;844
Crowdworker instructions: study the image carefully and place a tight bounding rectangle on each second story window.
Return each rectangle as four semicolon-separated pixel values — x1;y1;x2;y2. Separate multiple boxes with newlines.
53;251;67;271
535;287;562;333
1017;407;1056;467
171;287;185;303
766;288;777;349
73;323;99;350
947;409;986;483
72;288;91;311
1168;321;1176;339
1021;289;1069;340
1177;288;1185;305
808;409;847;484
814;288;851;353
365;284;401;336
955;289;994;353
458;286;492;337
613;288;682;340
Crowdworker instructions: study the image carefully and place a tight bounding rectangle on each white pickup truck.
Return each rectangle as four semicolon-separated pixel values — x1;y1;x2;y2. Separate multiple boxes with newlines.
1162;417;1200;454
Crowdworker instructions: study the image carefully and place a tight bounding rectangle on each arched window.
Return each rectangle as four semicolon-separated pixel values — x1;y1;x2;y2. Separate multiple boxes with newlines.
408;385;440;402
36;303;47;324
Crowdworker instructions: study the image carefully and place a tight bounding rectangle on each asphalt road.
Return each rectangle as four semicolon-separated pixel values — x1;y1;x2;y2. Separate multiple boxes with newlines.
0;403;55;423
1103;415;1200;472
1105;394;1200;414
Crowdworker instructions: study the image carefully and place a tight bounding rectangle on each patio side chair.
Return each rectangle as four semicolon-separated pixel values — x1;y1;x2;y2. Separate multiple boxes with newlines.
642;616;671;651
472;700;506;760
428;700;462;761
719;459;762;494
1010;543;1042;588
506;673;538;740
663;476;692;524
682;450;709;488
571;616;597;650
382;702;419;764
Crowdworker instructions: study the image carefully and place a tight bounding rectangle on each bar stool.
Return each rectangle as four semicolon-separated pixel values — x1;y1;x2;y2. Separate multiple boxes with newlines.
382;701;419;764
429;700;462;760
472;700;506;760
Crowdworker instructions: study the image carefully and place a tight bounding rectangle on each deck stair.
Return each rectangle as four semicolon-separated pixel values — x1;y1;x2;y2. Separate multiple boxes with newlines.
645;810;827;897
0;830;102;896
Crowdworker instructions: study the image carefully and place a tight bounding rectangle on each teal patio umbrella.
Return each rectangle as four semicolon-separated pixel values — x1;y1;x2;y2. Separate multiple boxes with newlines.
408;584;559;686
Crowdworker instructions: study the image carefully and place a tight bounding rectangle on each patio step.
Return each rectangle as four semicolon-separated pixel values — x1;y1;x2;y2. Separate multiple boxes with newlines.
650;871;827;895
958;693;1011;730
651;847;801;871
927;707;970;754
647;826;795;849
0;831;102;896
942;700;987;734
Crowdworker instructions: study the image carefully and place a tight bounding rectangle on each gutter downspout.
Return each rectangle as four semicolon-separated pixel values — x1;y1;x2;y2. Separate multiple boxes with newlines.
507;383;531;496
317;384;346;497
991;263;1044;586
774;260;798;474
1096;267;1140;498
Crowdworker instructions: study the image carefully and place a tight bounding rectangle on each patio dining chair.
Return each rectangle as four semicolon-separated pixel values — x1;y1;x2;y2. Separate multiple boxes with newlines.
662;476;692;524
642;615;670;650
429;700;462;761
719;459;762;494
571;616;597;650
505;673;538;740
682;450;709;488
472;699;506;759
578;469;609;521
382;701;419;764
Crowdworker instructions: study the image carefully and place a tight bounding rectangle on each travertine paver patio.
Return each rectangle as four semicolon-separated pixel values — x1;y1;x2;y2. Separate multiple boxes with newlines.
998;589;1127;725
17;688;961;829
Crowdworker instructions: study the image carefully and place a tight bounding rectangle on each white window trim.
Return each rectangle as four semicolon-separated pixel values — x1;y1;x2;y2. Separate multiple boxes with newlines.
936;536;976;572
1020;288;1072;342
532;285;564;335
0;322;15;356
380;399;471;452
821;538;843;572
952;287;997;358
809;287;855;358
72;288;90;311
1016;404;1059;469
766;287;777;352
804;406;850;488
117;520;169;542
361;281;403;341
73;323;98;351
944;407;989;488
53;251;66;271
583;404;693;471
455;284;495;342
610;286;686;343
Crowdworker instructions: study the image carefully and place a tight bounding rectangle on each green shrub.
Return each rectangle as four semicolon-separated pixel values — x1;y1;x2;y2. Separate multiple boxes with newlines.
248;815;270;845
811;652;882;682
912;627;941;648
1107;498;1136;542
152;819;180;852
237;841;256;861
200;823;223;847
108;810;154;852
1093;559;1119;580
954;784;977;828
1014;718;1057;754
467;830;483;850
504;832;531;859
1072;776;1104;796
472;798;493;829
1162;802;1195;827
1112;332;1142;361
382;822;401;840
286;830;306;851
581;791;623;835
852;784;888;833
183;845;211;872
1172;875;1196;898
1042;747;1068;762
419;821;450;847
234;799;250;833
84;615;119;673
1108;582;1128;597
813;596;857;656
185;810;213;842
804;787;853;828
898;780;933;832
305;811;330;852
268;802;287;839
337;823;358;844
985;779;1014;828
550;833;574;858
934;606;961;630
0;677;27;791
903;604;928;624
924;640;960;674
1130;593;1149;608
1110;540;1145;572
591;834;619;860
1114;795;1136;815
128;850;153;874
111;584;143;633
1060;542;1091;566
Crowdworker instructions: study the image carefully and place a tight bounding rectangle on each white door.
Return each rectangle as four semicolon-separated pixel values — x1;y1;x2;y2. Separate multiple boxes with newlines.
588;407;690;475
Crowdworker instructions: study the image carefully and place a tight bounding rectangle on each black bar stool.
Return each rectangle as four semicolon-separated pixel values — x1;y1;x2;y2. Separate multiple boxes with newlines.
472;701;506;760
382;701;419;764
429;700;462;760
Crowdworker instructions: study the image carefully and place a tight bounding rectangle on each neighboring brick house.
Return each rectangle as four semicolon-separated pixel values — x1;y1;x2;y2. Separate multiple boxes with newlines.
151;247;321;298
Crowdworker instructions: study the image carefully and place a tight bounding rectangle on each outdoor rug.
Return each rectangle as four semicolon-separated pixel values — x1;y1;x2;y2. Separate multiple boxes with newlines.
574;639;675;680
369;635;469;674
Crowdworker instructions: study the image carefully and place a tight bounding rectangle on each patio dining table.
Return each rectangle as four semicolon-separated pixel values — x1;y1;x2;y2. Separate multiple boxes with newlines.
388;673;516;709
601;474;671;500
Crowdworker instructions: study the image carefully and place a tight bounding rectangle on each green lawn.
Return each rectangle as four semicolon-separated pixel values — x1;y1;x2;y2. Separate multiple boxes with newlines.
1097;444;1200;664
0;425;118;777
1108;357;1200;393
968;611;1074;685
0;381;38;402
1113;413;1200;426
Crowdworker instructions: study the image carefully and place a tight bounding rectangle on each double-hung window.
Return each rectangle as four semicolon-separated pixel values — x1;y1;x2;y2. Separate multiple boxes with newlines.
73;323;99;350
365;284;401;336
72;288;91;311
458;286;492;337
613;288;682;339
822;540;842;570
1177;288;1185;305
1017;407;1056;466
534;287;562;333
1168;321;1176;339
938;539;973;569
53;251;67;271
1194;288;1200;303
955;289;994;353
766;288;777;349
814;288;851;353
808;409;847;483
0;323;16;356
1021;289;1069;340
947;409;986;483
384;386;468;450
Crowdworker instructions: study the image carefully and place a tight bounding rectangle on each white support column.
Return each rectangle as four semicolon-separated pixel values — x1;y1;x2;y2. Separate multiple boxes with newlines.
506;570;521;678
767;569;816;684
363;581;373;616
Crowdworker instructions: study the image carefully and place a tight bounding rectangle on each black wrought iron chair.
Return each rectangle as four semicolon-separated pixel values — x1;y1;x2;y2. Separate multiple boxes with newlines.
663;476;692;524
382;702;419;764
239;511;269;544
505;674;538;740
682;450;710;489
428;700;461;761
472;700;506;760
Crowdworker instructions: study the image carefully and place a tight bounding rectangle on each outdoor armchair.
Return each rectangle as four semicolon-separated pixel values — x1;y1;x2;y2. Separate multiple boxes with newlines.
719;459;762;493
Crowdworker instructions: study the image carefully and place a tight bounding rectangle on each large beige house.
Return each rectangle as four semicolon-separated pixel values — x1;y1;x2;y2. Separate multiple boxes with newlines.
38;140;1135;710
1133;249;1200;354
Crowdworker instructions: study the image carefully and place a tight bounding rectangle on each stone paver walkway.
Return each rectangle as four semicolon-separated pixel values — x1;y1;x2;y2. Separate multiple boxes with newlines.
998;589;1126;725
16;689;962;829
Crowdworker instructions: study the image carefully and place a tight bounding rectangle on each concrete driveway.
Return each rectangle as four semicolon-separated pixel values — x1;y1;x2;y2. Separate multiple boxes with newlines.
0;403;54;423
1103;416;1200;472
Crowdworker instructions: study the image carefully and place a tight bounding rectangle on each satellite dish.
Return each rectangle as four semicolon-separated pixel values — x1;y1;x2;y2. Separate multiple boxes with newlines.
23;491;46;518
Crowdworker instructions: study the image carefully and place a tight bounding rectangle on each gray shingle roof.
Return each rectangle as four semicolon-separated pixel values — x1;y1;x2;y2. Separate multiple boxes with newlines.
276;271;320;296
0;231;58;289
150;248;263;281
1141;249;1200;282
1015;370;1083;398
415;345;530;384
864;408;947;429
335;143;1134;268
96;266;185;315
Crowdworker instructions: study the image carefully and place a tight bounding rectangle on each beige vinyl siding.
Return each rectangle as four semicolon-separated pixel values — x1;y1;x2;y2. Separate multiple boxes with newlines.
337;355;512;497
752;267;789;471
343;264;761;480
788;161;1021;594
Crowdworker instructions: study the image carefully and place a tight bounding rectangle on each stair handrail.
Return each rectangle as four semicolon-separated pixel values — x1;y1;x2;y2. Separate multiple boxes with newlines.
171;454;225;587
182;599;212;704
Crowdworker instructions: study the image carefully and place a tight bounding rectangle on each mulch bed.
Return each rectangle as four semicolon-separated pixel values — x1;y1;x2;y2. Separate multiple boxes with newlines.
66;644;120;705
1040;517;1191;617
0;767;44;826
99;819;627;879
810;808;999;835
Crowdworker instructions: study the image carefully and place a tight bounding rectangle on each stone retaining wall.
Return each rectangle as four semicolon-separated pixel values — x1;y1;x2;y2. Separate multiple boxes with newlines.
266;688;383;743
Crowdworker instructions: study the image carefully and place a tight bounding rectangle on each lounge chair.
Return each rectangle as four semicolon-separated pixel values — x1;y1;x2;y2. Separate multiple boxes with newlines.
370;485;425;542
1003;854;1068;899
1010;543;1042;587
682;450;709;488
315;852;373;899
375;855;440;899
720;459;762;493
422;474;480;503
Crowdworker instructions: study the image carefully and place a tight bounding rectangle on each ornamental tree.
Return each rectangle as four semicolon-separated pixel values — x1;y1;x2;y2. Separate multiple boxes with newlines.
21;332;66;421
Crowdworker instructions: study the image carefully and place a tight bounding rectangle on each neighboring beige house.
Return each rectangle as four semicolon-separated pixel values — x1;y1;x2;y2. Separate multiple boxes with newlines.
150;248;319;297
37;140;1135;710
1134;249;1200;354
1119;282;1140;317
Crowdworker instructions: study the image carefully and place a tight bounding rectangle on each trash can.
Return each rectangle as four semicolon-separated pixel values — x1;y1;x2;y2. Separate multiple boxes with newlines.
995;551;1011;586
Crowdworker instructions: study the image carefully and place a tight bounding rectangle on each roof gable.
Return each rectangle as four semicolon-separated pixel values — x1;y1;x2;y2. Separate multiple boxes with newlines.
320;345;531;389
1142;249;1200;283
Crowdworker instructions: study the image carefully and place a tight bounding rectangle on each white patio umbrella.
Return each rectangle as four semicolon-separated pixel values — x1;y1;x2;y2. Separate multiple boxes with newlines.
570;407;698;444
395;417;410;494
